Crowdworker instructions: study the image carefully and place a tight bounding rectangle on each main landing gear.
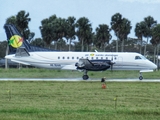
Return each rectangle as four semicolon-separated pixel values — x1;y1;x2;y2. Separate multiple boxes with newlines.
139;72;143;80
82;71;144;80
82;70;89;80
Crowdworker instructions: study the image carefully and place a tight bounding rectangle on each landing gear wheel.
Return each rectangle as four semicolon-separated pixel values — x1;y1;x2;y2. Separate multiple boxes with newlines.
139;76;143;80
139;72;143;80
83;75;89;80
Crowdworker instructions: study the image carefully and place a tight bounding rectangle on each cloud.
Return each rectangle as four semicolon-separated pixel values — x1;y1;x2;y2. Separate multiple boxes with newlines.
119;0;160;4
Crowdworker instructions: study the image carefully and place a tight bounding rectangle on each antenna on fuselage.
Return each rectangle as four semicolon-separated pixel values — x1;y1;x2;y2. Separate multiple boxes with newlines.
95;50;98;52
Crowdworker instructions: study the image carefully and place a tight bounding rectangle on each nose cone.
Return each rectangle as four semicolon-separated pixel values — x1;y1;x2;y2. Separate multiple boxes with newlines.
153;63;157;69
146;60;157;70
151;62;157;70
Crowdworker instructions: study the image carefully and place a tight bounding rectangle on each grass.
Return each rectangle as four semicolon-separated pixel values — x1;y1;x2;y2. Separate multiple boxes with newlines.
0;81;160;120
0;68;160;79
0;68;160;119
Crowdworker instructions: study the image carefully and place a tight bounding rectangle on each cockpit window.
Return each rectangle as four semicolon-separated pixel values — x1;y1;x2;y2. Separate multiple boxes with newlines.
140;55;147;60
135;56;141;60
135;55;146;60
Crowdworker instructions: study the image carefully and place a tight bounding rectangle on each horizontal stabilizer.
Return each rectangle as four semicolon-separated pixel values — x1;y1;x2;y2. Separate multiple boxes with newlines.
16;47;30;57
140;70;153;73
11;60;31;65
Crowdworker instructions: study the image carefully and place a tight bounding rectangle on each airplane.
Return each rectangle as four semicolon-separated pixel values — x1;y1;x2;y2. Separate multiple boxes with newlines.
4;24;157;80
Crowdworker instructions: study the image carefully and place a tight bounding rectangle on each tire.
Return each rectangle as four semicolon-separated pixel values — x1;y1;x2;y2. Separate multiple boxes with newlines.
139;76;143;80
83;75;89;80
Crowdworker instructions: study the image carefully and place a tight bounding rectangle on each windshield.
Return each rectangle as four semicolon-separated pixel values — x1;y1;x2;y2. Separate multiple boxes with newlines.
135;55;146;60
140;55;147;60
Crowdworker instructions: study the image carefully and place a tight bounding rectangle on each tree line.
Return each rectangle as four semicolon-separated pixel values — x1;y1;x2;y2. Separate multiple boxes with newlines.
3;10;160;64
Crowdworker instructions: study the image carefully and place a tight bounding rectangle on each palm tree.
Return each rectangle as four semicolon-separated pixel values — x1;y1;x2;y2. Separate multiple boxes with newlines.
65;16;76;51
143;16;157;55
110;13;123;52
5;11;31;40
95;24;112;51
40;15;57;48
135;21;148;54
57;39;66;51
16;10;31;39
119;18;132;52
40;18;54;48
53;17;67;50
150;24;160;64
5;16;16;25
85;28;93;51
30;38;45;48
111;13;132;52
76;17;92;51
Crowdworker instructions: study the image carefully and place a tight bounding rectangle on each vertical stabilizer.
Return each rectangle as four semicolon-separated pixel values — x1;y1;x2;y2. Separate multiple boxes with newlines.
4;24;56;53
4;24;21;39
4;24;30;54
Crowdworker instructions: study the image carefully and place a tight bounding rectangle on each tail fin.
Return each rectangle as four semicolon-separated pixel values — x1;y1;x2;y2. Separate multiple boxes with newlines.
4;24;56;54
4;24;31;54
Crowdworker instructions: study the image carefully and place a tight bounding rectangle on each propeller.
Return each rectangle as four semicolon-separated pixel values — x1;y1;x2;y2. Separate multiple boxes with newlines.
110;61;115;72
110;55;115;72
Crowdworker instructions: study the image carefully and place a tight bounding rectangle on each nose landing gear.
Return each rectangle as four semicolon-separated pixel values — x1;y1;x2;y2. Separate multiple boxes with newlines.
139;72;143;80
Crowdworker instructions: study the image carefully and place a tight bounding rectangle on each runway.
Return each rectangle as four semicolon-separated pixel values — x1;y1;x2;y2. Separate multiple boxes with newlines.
0;78;160;82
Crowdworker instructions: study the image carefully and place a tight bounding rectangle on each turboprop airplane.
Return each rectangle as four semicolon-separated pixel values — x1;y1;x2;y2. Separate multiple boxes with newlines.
4;24;157;80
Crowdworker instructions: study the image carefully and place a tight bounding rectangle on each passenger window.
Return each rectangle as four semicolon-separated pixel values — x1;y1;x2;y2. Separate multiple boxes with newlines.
58;57;60;59
63;57;65;59
72;57;74;59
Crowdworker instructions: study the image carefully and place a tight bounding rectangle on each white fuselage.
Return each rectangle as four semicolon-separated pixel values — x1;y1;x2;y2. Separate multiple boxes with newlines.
5;51;157;71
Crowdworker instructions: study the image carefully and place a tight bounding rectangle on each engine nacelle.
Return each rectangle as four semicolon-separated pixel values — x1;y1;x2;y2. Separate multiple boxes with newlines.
76;63;110;71
75;59;113;71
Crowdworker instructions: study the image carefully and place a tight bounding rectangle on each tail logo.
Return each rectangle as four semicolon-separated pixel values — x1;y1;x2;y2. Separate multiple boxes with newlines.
9;35;23;48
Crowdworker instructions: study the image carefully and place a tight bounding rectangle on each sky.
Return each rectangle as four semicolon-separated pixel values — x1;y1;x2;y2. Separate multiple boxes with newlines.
0;0;160;42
